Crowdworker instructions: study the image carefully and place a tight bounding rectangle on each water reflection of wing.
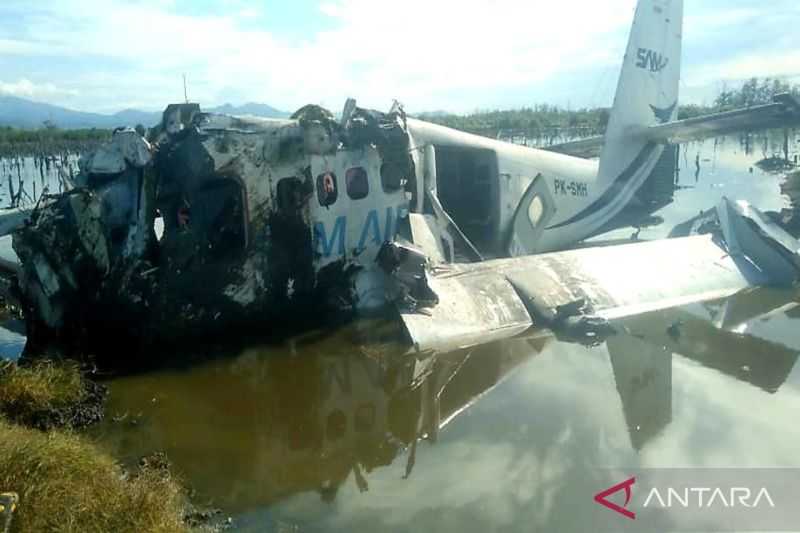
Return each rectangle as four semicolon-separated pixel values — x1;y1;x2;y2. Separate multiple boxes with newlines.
619;303;799;394
607;335;672;451
399;337;544;478
706;288;800;332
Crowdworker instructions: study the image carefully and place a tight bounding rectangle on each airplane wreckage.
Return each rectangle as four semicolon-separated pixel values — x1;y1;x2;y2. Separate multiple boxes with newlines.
1;0;800;360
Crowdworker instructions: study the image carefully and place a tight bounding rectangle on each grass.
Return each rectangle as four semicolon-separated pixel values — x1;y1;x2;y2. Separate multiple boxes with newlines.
0;362;217;531
0;417;190;533
0;361;88;429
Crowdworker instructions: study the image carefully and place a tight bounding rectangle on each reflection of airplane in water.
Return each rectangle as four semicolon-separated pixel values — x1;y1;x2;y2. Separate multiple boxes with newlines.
609;288;800;450
101;327;547;511
102;287;799;510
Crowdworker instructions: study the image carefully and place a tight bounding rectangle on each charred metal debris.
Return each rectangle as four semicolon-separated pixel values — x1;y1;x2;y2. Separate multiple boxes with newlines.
10;102;417;355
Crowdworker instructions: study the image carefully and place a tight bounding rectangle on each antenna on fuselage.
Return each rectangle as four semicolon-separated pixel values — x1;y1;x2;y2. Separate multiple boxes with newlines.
183;74;189;104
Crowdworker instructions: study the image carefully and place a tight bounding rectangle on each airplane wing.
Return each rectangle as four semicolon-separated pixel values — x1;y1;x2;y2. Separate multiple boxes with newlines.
400;199;800;354
546;94;800;159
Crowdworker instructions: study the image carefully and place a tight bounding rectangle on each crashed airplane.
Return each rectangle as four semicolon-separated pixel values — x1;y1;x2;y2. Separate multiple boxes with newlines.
2;0;800;358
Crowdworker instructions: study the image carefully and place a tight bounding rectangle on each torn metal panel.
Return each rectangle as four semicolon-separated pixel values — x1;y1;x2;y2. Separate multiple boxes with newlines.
77;128;152;177
13;190;112;331
400;269;532;354
716;198;800;285
671;198;800;286
0;207;33;239
0;236;19;276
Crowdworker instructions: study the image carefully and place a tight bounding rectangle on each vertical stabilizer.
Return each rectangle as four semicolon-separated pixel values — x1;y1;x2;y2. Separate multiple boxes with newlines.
598;0;683;189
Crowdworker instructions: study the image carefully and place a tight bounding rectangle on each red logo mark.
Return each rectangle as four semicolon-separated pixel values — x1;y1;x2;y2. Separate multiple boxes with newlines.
594;477;636;520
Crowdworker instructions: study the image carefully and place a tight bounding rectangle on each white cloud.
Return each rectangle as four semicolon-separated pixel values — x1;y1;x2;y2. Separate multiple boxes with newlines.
710;51;800;83
0;78;78;100
0;0;638;113
0;0;797;113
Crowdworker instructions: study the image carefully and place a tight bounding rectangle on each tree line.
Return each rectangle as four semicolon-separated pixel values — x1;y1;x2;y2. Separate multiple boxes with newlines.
1;77;797;155
419;77;800;140
0;125;111;158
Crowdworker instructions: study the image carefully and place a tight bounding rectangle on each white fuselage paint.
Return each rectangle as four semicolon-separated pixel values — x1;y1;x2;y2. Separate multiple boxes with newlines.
406;119;664;255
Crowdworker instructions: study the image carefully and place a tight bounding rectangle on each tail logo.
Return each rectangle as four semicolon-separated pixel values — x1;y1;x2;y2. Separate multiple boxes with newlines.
650;101;677;123
636;48;669;73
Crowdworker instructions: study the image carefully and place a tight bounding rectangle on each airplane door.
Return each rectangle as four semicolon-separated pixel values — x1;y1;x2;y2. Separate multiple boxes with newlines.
507;174;555;257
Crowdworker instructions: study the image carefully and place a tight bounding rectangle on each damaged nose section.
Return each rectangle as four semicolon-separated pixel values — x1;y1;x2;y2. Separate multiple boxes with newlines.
6;99;416;359
12;127;156;352
14;191;111;331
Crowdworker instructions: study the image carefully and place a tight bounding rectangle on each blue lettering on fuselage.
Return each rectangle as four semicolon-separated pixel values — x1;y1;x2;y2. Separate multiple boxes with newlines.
314;216;347;257
314;205;406;258
357;209;382;252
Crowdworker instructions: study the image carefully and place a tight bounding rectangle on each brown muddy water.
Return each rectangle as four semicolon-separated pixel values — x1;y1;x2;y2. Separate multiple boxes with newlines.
6;132;800;532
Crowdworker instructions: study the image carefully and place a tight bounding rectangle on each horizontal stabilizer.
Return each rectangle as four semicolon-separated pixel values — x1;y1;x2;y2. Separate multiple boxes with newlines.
547;94;800;159
544;135;605;159
643;94;800;144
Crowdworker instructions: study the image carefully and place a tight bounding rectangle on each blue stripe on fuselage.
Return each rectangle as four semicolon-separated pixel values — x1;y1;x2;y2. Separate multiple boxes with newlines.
546;143;659;230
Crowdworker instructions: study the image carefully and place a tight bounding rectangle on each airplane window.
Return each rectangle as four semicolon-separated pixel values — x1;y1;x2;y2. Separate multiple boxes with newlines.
317;172;338;207
528;195;544;228
346;167;369;200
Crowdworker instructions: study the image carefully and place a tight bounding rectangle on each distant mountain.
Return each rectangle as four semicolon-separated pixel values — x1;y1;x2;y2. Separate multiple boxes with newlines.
0;95;111;129
0;96;290;129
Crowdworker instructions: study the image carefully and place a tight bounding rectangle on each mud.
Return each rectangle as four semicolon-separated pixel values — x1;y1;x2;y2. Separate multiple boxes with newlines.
30;377;106;430
183;507;232;532
134;451;234;532
0;361;107;431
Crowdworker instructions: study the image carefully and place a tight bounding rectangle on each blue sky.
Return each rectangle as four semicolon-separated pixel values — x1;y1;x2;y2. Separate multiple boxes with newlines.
0;0;798;114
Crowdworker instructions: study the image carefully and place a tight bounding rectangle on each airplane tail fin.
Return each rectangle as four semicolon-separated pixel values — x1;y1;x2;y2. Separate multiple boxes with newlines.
597;0;683;187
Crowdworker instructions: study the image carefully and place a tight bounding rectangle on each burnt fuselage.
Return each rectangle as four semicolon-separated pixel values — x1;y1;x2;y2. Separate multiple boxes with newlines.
12;104;415;355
